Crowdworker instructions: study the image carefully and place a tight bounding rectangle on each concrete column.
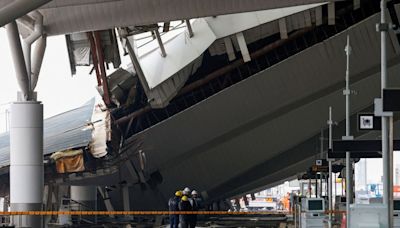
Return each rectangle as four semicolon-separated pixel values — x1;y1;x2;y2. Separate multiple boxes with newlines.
10;101;43;228
70;186;97;211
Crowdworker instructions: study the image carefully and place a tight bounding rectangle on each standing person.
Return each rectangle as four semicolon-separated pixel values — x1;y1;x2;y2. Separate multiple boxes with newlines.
179;195;192;228
283;192;290;211
189;190;202;228
168;191;182;228
192;190;203;210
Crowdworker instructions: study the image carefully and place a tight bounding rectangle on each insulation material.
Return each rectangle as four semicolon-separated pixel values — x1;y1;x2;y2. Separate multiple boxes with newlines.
73;47;91;65
88;102;110;158
51;149;85;173
69;33;91;66
65;30;121;75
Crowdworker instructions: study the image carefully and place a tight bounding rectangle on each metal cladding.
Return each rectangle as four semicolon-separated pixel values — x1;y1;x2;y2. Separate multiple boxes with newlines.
113;7;400;209
117;4;325;108
0;0;51;27
0;0;336;36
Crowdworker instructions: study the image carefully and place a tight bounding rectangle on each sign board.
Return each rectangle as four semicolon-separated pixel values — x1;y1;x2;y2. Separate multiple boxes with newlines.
328;139;400;159
328;150;382;159
358;113;381;131
331;139;400;152
315;159;328;166
383;88;400;111
312;165;328;172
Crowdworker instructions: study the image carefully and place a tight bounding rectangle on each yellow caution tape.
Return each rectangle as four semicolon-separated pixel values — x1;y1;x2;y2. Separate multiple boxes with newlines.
0;210;347;216
0;211;290;216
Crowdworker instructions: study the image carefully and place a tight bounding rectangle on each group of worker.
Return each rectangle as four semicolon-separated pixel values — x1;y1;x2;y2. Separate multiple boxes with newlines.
168;187;203;228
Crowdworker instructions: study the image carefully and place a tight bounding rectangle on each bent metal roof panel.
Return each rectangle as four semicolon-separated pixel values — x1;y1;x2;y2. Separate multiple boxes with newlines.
0;98;95;168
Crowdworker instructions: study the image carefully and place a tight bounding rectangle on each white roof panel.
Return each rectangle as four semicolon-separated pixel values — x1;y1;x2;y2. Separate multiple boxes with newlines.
138;3;326;89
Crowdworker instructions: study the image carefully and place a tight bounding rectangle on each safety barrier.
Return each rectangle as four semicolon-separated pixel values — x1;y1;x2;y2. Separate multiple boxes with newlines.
0;211;289;216
0;210;348;216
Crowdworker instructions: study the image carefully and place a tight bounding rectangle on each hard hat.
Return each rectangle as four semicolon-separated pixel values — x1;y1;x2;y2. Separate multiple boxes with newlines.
175;191;183;197
191;190;198;195
183;187;191;195
182;196;189;201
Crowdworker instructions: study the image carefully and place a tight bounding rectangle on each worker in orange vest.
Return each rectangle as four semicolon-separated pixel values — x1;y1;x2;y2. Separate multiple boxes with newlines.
283;193;290;211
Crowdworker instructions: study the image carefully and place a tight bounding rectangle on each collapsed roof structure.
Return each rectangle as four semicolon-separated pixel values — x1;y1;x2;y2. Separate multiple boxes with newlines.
1;0;400;212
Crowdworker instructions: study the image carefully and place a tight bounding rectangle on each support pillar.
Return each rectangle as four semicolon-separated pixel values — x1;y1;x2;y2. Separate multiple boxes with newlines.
93;31;111;106
154;29;167;57
380;1;393;226
328;107;333;228
343;35;353;228
1;196;9;224
224;37;236;61
98;187;115;218
10;101;43;228
328;2;336;25
315;6;323;26
236;32;251;62
185;20;194;38
278;18;288;39
2;197;8;212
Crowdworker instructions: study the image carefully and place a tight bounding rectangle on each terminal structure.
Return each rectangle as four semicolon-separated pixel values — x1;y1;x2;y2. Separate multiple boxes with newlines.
0;0;399;227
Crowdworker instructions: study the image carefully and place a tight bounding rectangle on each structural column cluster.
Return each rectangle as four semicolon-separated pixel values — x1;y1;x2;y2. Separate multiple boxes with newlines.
6;11;46;228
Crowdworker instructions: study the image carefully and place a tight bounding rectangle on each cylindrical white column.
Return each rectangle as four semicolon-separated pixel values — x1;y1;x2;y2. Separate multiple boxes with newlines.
10;101;43;227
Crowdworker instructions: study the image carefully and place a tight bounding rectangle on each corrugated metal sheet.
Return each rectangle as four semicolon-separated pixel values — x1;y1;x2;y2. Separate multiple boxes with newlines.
0;0;333;36
0;99;95;168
